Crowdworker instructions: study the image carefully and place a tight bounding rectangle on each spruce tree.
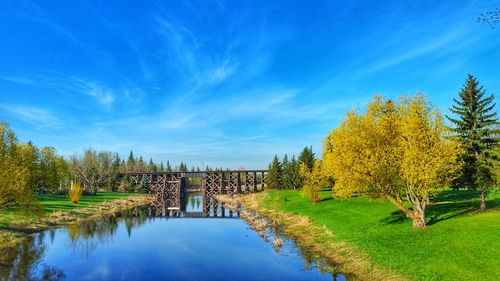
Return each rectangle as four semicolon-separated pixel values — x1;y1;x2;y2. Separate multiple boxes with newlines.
160;161;164;172
265;155;282;189
127;151;135;172
290;155;303;189
139;176;150;193
298;146;315;171
166;160;172;172
148;158;156;172
281;154;291;189
447;74;499;209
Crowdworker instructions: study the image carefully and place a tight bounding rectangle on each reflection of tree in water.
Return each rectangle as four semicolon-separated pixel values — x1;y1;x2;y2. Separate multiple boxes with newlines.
0;232;65;281
189;197;196;210
265;228;347;281
67;210;150;258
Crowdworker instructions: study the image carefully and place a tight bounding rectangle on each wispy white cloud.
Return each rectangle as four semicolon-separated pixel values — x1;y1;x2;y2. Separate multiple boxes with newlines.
76;80;115;109
206;59;235;84
0;104;61;128
0;74;117;109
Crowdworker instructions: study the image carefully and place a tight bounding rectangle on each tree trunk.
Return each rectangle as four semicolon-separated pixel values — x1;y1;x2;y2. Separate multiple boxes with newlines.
411;209;426;228
480;189;487;210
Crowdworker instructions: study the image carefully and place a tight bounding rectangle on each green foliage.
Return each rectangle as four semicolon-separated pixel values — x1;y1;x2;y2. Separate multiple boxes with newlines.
108;153;121;191
136;156;146;172
447;74;499;208
178;162;188;172
0;192;135;226
282;155;302;189
265;189;500;281
298;146;315;171
126;151;135;171
0;122;37;210
118;175;134;192
148;158;157;173
300;160;328;202
323;95;459;227
265;155;282;188
138;176;150;193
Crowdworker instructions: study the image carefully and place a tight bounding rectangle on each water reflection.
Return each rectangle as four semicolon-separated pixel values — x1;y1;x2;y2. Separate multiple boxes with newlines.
0;232;65;281
0;193;349;281
149;191;240;218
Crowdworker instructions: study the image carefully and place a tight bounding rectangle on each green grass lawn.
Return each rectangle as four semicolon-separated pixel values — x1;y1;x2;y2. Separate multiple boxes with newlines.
264;189;500;281
0;192;136;226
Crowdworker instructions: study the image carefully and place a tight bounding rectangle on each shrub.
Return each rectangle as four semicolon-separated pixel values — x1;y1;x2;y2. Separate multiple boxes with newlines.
68;181;83;203
300;160;327;203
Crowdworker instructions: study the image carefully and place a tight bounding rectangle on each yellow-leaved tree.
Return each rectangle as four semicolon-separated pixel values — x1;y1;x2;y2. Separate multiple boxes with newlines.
0;122;37;210
323;95;460;228
300;159;328;203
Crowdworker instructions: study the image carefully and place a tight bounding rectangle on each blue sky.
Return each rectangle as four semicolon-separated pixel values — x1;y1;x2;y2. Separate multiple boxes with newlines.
0;0;499;169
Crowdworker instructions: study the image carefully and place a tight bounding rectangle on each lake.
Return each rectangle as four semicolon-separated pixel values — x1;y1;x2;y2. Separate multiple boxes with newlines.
0;192;348;281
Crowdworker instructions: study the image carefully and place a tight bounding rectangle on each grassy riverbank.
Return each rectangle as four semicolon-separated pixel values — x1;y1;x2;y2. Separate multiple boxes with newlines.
0;192;136;226
250;189;499;281
0;192;154;247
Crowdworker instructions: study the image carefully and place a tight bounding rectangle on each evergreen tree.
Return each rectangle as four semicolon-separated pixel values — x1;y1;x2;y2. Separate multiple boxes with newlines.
109;153;121;191
118;175;132;192
160;161;165;172
137;156;145;172
447;74;499;209
281;154;292;189
298;146;315;171
138;176;150;193
146;158;157;173
166;160;172;172
265;154;282;188
179;162;188;172
127;151;135;172
290;155;303;190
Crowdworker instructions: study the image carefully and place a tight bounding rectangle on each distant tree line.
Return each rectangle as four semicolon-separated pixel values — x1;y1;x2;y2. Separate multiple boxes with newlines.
1;125;229;209
265;146;316;190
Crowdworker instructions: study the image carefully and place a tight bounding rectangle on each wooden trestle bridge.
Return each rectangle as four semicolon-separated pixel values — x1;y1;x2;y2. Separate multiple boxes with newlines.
117;170;267;217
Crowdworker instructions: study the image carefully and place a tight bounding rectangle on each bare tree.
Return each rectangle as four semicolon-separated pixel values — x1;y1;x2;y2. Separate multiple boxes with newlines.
71;149;115;194
478;8;500;28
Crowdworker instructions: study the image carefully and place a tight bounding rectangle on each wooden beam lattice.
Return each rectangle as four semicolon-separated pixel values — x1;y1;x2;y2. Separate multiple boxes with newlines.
244;172;255;193
118;170;267;216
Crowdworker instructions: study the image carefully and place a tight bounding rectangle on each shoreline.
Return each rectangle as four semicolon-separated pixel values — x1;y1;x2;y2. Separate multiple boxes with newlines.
215;193;408;281
0;195;155;248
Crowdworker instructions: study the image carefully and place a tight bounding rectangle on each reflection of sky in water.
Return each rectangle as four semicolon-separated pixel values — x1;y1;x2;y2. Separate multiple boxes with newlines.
185;192;203;212
22;217;347;281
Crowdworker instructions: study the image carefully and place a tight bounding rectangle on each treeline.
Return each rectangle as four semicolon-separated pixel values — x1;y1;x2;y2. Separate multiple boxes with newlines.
0;124;224;209
273;74;499;228
70;150;228;193
265;146;316;190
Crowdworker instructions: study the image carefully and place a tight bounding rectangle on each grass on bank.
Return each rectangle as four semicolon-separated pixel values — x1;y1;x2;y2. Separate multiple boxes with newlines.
0;192;136;226
263;189;500;281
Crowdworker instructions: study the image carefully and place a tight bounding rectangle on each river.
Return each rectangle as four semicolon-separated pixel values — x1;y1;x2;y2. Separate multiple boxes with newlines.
0;192;348;281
